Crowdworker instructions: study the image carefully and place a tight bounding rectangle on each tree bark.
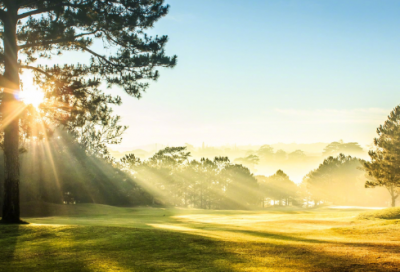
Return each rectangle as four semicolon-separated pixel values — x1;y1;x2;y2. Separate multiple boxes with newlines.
1;6;21;223
391;194;397;207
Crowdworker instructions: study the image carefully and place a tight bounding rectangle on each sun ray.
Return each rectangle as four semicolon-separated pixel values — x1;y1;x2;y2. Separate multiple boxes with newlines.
1;102;27;128
36;113;62;200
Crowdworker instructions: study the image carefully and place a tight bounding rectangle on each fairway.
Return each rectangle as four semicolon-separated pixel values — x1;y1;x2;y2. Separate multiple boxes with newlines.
1;205;400;271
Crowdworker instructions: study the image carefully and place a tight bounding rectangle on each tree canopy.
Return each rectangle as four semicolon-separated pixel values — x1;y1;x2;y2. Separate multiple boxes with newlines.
303;154;366;205
0;0;176;223
364;106;400;207
323;140;364;157
120;147;259;209
257;170;298;206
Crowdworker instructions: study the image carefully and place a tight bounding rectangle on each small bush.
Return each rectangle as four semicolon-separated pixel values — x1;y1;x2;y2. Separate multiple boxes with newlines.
357;207;400;220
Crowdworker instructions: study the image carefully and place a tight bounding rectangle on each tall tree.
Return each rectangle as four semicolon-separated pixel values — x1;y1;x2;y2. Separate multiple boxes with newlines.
0;0;176;223
364;106;400;207
303;154;365;206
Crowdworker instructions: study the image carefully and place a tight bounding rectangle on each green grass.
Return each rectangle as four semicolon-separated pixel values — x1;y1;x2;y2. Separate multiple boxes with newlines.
1;204;400;271
357;207;400;220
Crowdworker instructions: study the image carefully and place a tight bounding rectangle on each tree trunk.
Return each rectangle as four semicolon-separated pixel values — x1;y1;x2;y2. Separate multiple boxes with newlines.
1;6;22;224
391;194;397;207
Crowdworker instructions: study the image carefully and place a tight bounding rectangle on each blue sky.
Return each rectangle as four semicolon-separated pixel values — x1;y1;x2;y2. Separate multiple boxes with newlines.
28;1;400;150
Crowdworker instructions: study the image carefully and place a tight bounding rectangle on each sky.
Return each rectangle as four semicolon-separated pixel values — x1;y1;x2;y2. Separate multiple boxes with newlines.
25;1;400;150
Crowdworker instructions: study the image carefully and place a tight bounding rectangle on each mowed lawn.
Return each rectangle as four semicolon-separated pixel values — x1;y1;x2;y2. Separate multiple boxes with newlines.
1;204;400;271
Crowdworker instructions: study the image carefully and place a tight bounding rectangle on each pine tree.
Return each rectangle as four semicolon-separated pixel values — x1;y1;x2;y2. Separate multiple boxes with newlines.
364;106;400;207
0;0;176;223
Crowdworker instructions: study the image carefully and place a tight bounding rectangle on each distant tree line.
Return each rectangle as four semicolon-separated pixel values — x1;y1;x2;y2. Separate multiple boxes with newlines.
0;142;390;210
232;141;365;173
119;147;259;209
118;148;389;209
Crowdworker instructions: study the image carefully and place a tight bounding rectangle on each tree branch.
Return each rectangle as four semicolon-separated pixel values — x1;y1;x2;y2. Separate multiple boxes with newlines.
20;65;53;78
17;3;90;19
18;7;53;19
78;45;117;67
18;31;97;49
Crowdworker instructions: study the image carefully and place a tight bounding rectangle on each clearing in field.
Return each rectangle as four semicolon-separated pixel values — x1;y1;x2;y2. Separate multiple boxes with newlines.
1;204;400;271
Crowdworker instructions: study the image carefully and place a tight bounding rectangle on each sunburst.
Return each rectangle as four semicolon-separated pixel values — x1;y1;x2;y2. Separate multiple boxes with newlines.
20;73;44;109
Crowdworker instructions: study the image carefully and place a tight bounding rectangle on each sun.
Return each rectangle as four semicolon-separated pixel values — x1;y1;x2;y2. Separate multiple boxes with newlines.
20;74;44;109
20;85;44;109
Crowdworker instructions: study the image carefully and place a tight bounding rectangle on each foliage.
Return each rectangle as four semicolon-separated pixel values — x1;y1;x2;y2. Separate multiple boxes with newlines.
256;145;274;161
0;0;177;155
257;170;298;206
120;147;259;209
0;0;176;222
222;164;259;208
323;140;364;156
364;106;400;207
303;154;366;205
234;154;259;172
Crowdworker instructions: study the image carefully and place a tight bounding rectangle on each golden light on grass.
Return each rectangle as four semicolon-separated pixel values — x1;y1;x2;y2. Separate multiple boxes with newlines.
3;206;400;271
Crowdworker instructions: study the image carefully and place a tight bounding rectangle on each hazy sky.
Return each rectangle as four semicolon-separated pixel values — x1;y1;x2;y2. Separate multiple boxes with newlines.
28;1;400;150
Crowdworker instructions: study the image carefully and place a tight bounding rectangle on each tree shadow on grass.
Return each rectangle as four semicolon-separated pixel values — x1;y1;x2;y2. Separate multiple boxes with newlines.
145;222;400;271
0;225;242;271
2;222;400;271
207;224;400;255
140;224;400;271
0;225;20;264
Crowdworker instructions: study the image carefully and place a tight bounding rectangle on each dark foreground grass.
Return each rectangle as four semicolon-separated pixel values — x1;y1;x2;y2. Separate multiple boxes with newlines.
1;205;400;271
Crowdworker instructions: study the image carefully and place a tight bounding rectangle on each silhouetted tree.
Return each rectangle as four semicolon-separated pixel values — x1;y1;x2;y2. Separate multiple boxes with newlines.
364;106;400;207
323;140;364;157
257;145;274;162
0;0;176;223
234;154;259;173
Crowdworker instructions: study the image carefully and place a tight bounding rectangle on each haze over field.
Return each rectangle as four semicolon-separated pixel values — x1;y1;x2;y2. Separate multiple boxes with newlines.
2;1;400;271
109;141;369;184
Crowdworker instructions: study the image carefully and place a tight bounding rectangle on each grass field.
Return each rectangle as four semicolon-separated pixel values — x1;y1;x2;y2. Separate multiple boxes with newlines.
1;204;400;271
